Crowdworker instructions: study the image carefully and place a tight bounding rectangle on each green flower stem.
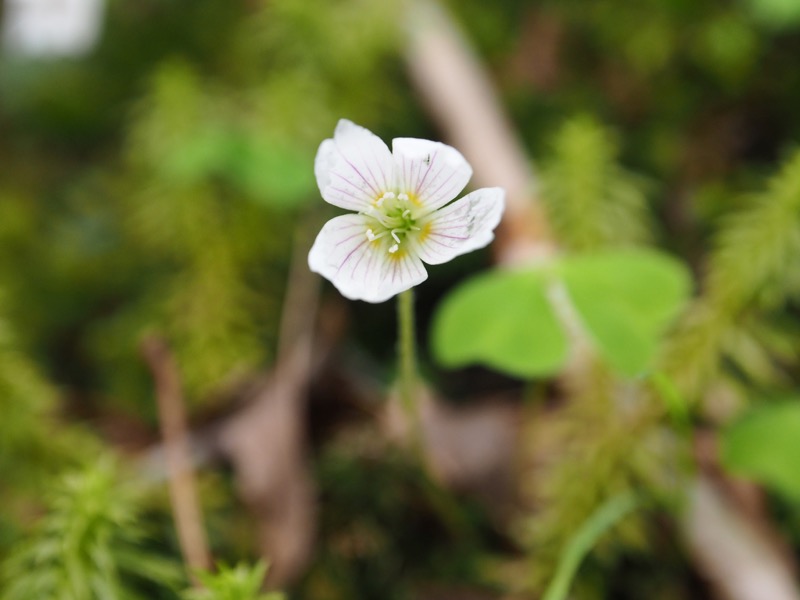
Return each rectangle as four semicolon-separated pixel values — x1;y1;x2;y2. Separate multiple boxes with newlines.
397;288;421;449
542;492;639;600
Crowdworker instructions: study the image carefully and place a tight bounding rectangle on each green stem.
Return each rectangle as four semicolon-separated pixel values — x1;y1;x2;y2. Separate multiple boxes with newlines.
397;288;420;447
542;492;639;600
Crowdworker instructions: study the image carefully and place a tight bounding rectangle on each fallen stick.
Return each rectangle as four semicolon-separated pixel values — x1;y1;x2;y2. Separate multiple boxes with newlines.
141;335;212;580
405;0;554;265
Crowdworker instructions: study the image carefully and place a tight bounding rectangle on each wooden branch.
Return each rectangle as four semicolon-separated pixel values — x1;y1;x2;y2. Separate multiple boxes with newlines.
141;335;212;579
405;0;554;265
686;477;799;600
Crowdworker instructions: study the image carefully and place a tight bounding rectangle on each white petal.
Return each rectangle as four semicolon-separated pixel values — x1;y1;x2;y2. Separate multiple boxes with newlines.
412;187;505;265
308;214;428;303
392;137;472;213
368;247;428;303
315;119;395;211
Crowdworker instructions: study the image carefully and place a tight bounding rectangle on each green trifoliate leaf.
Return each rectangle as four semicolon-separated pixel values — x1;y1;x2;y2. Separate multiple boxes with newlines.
721;400;800;501
559;249;692;376
431;249;691;379
431;268;568;378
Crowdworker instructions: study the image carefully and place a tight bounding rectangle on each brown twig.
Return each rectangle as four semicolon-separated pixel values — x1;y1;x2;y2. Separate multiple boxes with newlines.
686;477;799;600
405;0;554;265
141;335;212;580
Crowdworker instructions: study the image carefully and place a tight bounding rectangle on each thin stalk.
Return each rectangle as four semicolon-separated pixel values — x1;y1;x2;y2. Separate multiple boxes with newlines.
141;336;211;584
397;288;421;450
542;492;638;600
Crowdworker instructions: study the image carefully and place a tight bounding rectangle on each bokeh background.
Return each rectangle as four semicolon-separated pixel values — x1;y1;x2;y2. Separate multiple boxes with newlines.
2;0;800;598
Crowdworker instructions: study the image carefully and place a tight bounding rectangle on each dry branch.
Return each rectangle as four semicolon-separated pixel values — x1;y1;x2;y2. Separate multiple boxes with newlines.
405;0;554;265
141;335;212;578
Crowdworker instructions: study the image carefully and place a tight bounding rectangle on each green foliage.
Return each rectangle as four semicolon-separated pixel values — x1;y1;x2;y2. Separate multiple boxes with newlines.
649;372;691;428
431;249;690;378
742;0;800;28
560;249;692;376
122;61;291;399
519;364;674;595
183;563;283;600
707;150;800;313
721;400;800;500
0;315;59;481
694;11;759;86
1;460;182;600
0;310;95;546
128;62;316;208
661;149;800;401
541;117;652;252
431;268;567;378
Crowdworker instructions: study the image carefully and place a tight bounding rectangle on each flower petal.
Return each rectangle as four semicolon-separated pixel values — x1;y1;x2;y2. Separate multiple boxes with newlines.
370;248;429;303
315;119;395;211
392;137;472;213
308;214;428;303
412;187;505;265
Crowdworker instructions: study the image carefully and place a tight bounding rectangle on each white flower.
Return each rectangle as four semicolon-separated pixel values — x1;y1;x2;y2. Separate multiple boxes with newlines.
309;119;505;303
3;0;104;58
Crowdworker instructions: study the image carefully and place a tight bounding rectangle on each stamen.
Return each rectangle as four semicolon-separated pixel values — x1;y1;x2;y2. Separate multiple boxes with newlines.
371;213;389;227
366;229;376;241
376;191;395;207
402;209;411;219
397;193;409;202
389;244;399;253
391;230;401;244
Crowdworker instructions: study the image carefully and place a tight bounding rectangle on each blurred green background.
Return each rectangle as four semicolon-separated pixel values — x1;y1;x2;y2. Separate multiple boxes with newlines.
2;0;800;598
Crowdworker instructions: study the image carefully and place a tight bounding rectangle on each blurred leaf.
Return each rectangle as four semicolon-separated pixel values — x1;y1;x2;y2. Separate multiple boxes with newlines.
225;132;316;209
164;125;230;184
624;20;673;74
743;0;800;28
431;268;568;378
721;400;800;500
560;249;692;376
432;249;691;379
695;13;758;86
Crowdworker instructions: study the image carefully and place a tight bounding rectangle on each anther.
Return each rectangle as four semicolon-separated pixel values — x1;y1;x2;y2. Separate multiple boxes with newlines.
377;191;395;207
398;193;409;202
366;229;376;241
389;244;399;254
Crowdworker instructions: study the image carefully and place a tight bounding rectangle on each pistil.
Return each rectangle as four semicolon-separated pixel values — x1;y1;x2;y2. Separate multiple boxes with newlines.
363;190;420;254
